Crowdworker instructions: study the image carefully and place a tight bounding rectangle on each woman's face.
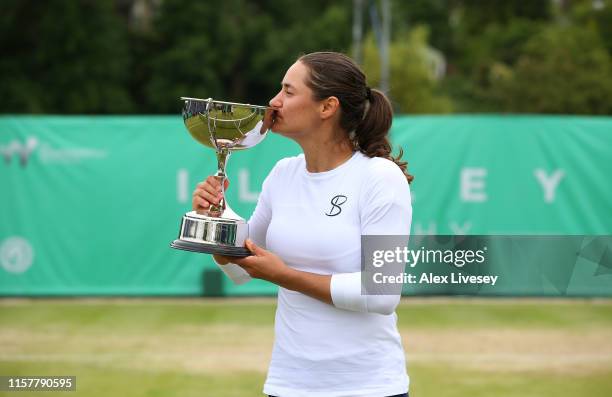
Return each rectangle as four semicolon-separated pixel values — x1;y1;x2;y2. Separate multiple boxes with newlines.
269;61;322;137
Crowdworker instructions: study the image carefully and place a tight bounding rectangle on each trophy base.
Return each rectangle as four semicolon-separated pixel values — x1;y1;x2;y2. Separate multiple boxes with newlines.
170;239;251;257
170;211;251;257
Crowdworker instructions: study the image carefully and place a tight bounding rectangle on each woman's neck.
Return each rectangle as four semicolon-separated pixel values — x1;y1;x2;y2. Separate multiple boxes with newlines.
299;136;354;173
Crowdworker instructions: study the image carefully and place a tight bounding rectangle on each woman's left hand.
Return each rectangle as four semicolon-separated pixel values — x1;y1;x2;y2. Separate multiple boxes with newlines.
221;239;290;283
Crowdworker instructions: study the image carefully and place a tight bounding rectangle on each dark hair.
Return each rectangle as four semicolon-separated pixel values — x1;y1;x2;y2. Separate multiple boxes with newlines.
298;52;413;184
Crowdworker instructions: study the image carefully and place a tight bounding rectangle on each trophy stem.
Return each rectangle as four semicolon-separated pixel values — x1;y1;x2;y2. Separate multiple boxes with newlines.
208;148;231;217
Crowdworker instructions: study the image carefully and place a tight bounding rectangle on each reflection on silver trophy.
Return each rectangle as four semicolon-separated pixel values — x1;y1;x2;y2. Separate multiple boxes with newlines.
171;97;270;257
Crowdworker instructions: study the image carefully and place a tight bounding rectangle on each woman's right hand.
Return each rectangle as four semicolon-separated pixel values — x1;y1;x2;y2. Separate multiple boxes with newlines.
192;175;230;214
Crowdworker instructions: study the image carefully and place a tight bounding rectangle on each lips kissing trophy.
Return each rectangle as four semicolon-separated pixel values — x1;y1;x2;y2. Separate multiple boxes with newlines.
171;97;270;257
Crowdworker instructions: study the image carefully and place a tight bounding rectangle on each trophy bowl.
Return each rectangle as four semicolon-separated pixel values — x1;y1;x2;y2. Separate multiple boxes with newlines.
171;97;270;257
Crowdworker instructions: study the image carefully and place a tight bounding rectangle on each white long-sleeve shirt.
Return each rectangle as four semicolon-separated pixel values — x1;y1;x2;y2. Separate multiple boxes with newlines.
244;151;412;396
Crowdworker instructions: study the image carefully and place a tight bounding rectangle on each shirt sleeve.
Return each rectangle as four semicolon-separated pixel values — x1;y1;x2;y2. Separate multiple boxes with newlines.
359;160;412;236
246;164;276;249
331;160;412;315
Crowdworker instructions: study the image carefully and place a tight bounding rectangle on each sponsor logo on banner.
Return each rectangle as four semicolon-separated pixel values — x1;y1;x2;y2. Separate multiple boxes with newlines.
0;136;107;167
0;137;38;167
0;236;34;274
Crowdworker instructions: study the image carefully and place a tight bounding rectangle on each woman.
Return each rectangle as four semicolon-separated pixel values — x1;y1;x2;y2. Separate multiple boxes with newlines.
192;52;413;397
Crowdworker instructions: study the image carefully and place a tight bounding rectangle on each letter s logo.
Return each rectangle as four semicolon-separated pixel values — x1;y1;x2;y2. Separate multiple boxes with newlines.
325;195;347;217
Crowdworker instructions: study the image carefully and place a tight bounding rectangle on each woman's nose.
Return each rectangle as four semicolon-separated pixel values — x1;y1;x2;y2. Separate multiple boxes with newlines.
269;93;282;108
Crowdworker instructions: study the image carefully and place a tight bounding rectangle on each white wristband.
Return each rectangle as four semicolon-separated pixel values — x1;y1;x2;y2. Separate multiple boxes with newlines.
213;260;252;285
330;272;367;312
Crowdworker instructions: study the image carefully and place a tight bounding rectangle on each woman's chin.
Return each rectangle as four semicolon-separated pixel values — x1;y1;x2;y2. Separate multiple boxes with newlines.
269;123;302;138
270;124;287;135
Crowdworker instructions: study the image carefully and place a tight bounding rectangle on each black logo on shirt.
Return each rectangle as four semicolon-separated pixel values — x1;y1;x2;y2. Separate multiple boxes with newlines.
325;195;347;216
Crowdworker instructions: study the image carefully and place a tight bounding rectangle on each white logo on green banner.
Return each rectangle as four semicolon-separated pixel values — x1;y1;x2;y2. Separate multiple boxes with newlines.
1;236;34;274
0;137;38;166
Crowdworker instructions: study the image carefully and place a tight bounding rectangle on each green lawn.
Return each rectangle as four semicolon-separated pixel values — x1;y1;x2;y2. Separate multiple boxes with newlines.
1;298;611;397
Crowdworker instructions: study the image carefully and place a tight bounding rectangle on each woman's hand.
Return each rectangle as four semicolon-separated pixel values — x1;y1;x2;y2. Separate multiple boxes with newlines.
192;176;230;214
261;107;277;133
218;239;291;283
218;240;332;304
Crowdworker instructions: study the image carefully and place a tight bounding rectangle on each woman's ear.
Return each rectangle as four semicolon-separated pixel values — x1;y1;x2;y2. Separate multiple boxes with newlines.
320;96;340;120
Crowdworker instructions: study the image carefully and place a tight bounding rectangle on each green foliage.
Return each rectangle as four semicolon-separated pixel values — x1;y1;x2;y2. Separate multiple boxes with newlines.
446;0;552;112
362;26;453;114
1;0;611;115
490;25;612;114
458;19;545;72
145;0;351;113
571;0;612;54
390;0;454;56
446;18;546;112
457;0;551;35
0;0;133;113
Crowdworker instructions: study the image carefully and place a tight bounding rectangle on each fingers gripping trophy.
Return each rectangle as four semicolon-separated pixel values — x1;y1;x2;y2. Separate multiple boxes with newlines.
171;97;272;257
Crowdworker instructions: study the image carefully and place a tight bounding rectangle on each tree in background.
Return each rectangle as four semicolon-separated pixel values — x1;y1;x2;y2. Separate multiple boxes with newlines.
443;17;547;112
490;25;612;114
0;0;610;115
362;26;452;113
0;0;133;113
570;0;612;55
442;0;553;112
145;0;351;113
389;0;454;59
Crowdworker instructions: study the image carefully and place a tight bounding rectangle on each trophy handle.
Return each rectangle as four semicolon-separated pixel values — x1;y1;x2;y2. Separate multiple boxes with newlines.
207;147;230;217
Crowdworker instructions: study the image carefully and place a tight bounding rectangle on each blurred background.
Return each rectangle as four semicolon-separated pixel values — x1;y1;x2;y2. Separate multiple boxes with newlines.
1;1;612;396
2;0;612;115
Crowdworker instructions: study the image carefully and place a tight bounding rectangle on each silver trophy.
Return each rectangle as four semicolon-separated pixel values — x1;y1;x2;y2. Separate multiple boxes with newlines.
171;97;270;257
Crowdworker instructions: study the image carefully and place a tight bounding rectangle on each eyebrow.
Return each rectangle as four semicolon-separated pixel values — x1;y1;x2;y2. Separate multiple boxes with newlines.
281;83;295;90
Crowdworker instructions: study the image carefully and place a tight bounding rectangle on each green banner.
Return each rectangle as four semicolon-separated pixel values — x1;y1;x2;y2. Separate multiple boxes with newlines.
1;115;611;296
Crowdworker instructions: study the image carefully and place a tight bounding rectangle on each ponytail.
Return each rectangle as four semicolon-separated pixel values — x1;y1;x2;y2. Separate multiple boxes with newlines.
354;88;414;184
299;52;414;184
